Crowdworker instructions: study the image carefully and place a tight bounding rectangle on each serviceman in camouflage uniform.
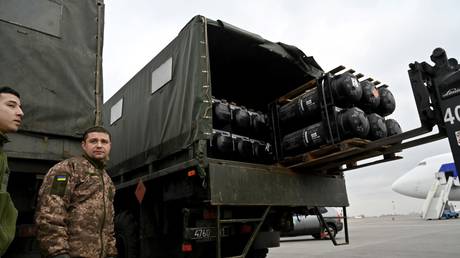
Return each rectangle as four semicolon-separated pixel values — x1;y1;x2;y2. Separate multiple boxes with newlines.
0;86;23;256
35;126;117;258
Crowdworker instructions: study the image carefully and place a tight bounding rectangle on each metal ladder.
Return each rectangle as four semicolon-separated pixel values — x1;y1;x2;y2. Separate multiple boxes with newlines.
314;206;349;246
422;174;454;219
216;205;271;258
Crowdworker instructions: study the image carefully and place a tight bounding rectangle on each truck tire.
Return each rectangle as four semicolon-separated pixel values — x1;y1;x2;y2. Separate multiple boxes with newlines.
247;248;268;258
187;242;215;258
115;211;139;258
312;232;321;239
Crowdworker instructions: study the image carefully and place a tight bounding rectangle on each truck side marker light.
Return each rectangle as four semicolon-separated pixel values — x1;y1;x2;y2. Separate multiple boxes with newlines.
203;209;217;219
182;243;193;252
135;179;146;204
240;224;253;234
188;170;197;177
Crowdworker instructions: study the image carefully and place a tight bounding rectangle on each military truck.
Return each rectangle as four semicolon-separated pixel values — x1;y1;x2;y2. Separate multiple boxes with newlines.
0;0;104;257
1;0;459;257
103;15;460;258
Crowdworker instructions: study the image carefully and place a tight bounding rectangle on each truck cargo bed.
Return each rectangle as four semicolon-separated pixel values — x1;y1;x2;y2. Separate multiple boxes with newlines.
208;158;348;206
112;156;348;207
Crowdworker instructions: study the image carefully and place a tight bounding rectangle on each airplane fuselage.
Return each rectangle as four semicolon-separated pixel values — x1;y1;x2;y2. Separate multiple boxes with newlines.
392;153;460;201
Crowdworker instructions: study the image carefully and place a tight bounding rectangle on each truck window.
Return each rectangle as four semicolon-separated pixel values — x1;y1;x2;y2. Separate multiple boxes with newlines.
110;98;123;125
151;57;173;94
0;0;63;37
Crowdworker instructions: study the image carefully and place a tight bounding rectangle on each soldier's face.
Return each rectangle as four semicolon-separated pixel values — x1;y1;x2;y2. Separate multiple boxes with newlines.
0;93;24;133
81;132;111;161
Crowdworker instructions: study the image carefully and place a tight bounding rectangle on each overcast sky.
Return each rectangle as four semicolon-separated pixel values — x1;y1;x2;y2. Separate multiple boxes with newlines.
102;0;460;216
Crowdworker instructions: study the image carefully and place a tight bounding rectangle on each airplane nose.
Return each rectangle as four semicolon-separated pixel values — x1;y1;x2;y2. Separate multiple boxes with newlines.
391;173;422;199
391;174;415;197
391;177;406;195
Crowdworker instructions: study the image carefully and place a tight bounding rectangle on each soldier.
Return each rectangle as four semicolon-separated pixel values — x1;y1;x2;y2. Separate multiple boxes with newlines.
35;126;117;258
0;86;24;256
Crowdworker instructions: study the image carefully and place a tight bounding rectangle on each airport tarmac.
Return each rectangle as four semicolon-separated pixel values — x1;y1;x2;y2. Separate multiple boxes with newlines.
269;215;460;258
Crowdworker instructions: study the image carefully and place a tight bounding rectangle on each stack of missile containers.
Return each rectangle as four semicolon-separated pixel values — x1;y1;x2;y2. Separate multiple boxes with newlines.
271;66;402;160
209;67;402;164
209;98;274;163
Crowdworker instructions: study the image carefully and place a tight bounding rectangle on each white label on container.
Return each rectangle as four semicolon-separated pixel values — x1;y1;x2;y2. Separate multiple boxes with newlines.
351;77;359;88
303;131;309;144
311;132;318;139
299;98;305;112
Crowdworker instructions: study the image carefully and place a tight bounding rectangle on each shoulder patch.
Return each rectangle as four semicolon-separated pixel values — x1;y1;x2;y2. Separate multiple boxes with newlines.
50;174;68;197
55;175;67;181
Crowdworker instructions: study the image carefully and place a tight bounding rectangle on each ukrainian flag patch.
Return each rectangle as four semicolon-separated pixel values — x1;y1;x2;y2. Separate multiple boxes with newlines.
50;174;68;197
56;175;67;181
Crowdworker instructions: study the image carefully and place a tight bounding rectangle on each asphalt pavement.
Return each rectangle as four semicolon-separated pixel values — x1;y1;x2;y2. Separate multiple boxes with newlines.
269;215;460;258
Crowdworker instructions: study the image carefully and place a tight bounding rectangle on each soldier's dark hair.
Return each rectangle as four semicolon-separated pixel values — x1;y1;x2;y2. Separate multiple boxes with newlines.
0;86;20;98
83;126;111;141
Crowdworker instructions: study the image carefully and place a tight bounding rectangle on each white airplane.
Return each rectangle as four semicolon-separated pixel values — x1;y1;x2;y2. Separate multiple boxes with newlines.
392;153;460;201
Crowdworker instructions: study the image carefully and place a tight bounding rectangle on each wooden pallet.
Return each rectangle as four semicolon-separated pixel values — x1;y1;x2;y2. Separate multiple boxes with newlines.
277;65;351;105
280;138;399;172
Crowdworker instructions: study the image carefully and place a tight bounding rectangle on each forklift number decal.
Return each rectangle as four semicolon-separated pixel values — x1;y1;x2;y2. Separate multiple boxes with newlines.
444;106;460;125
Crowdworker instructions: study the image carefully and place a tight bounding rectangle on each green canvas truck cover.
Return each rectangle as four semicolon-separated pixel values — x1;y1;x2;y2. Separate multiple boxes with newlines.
0;0;104;138
103;15;323;175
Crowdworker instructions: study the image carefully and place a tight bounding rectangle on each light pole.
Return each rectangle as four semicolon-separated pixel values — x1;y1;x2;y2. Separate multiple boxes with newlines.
392;200;396;221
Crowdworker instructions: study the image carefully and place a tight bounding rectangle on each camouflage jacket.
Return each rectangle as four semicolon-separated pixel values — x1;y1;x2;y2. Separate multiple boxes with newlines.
0;132;10;191
35;155;117;258
0;132;18;256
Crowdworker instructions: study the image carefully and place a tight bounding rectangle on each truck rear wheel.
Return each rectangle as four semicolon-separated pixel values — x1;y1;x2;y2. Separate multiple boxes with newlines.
248;248;268;258
115;211;139;258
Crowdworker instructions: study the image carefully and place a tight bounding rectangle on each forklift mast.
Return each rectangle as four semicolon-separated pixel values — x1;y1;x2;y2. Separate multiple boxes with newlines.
408;48;460;171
